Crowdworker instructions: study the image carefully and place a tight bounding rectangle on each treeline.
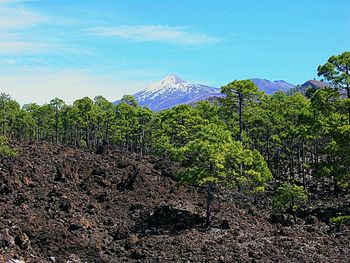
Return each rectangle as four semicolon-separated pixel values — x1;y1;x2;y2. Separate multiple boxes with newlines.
0;94;153;153
1;51;349;224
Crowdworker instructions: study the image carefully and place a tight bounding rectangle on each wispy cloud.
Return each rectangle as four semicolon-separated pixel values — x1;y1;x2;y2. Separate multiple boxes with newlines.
0;5;42;29
0;0;48;55
0;2;92;57
91;25;220;45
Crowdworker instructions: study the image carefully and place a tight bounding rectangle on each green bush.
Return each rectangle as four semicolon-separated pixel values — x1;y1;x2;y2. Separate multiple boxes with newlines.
272;182;308;224
329;215;350;225
79;139;87;149
0;136;18;159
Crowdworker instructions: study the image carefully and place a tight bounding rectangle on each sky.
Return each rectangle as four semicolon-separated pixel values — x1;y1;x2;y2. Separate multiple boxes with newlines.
0;0;349;105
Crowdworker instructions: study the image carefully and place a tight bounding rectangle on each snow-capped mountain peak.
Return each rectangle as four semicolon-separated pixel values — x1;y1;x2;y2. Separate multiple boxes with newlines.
114;75;296;111
161;74;186;86
147;74;187;92
133;75;221;111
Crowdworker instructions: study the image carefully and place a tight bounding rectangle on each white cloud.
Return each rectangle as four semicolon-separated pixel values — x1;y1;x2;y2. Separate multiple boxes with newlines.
91;25;220;45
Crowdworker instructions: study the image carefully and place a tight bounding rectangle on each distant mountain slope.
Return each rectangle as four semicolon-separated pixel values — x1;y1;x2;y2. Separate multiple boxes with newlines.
114;76;295;111
300;80;329;89
130;75;221;111
251;78;295;94
287;80;331;95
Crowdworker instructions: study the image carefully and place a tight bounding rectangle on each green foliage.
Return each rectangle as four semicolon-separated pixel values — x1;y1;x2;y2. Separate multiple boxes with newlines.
308;87;350;191
120;95;139;108
221;79;261;106
220;79;262;141
175;122;271;226
79;139;87;149
176;123;272;193
317;51;350;94
152;104;207;159
329;215;350;225
114;98;152;152
272;183;308;216
194;100;224;125
176;123;235;185
0;136;17;159
0;51;349;200
233;149;272;194
286;84;308;96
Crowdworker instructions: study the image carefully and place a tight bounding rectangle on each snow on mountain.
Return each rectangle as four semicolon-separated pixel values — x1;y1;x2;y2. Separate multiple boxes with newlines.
114;75;295;111
131;75;221;111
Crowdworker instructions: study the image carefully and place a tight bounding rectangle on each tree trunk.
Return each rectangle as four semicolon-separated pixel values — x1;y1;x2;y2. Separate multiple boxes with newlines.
105;120;110;144
266;130;270;169
206;183;213;227
276;149;280;180
290;148;294;179
334;178;339;197
302;142;306;188
347;86;350;123
238;93;243;142
140;129;145;159
292;211;297;224
55;107;59;144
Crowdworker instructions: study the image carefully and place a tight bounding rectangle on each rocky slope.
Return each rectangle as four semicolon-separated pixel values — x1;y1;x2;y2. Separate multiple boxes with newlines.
251;78;295;94
0;142;349;262
301;80;329;90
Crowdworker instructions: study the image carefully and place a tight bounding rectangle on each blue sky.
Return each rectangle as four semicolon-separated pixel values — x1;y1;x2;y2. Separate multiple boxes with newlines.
0;0;349;104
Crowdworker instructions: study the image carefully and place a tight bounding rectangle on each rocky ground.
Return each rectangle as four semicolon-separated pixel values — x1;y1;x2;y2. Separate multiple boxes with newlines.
0;141;349;262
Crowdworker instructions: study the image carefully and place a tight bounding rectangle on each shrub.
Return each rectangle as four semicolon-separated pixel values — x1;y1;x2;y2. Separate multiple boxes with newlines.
79;139;87;149
272;182;308;224
329;215;350;225
0;136;17;159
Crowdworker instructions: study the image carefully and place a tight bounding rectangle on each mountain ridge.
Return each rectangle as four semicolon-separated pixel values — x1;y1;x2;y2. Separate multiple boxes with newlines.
115;75;295;111
250;78;295;94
